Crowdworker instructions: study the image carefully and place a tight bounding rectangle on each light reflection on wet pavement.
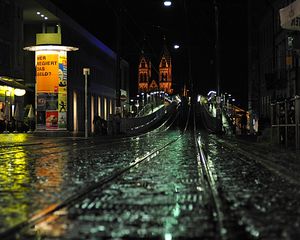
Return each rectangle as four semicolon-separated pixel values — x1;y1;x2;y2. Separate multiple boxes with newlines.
0;132;186;235
202;133;300;239
34;134;214;239
1;132;300;239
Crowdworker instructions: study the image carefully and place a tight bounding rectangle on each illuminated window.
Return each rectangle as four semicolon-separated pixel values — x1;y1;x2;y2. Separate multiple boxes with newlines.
109;99;113;115
98;96;101;117
162;59;167;68
104;97;107;120
73;91;78;132
91;96;94;133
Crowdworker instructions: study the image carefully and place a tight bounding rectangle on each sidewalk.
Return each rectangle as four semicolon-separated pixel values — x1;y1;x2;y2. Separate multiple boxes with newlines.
221;133;300;186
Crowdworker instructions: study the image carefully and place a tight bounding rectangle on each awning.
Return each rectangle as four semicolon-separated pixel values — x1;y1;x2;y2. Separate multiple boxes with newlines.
279;0;300;30
0;76;33;91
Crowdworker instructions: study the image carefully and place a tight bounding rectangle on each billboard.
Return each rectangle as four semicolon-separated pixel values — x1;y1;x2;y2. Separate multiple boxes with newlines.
36;51;67;130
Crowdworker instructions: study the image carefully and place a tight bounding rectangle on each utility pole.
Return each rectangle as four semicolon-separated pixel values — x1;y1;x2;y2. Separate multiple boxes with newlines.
183;0;193;98
83;68;90;139
213;0;222;133
116;0;122;114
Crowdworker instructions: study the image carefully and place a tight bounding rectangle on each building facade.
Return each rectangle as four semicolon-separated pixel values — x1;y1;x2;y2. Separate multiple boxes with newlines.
2;0;129;135
138;44;173;95
248;0;299;126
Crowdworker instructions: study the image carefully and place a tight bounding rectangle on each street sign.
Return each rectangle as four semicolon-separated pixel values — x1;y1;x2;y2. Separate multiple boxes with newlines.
83;68;90;75
280;0;300;30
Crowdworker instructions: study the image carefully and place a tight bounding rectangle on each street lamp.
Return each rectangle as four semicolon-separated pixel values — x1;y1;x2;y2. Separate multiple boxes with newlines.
83;68;90;139
164;1;172;7
174;44;180;49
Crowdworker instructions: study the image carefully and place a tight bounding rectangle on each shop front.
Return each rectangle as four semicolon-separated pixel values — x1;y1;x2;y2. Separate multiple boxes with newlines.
0;77;30;133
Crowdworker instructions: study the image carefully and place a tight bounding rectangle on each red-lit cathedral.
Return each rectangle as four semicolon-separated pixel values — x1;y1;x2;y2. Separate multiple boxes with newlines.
138;44;173;95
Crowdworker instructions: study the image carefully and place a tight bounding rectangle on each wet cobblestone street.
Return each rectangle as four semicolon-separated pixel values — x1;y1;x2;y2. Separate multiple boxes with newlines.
32;134;215;239
201;133;300;239
0;130;300;239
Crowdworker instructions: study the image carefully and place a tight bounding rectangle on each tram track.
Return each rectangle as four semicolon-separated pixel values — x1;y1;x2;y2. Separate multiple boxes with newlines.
194;108;253;240
0;102;253;239
0;105;182;239
213;136;300;187
1;134;184;239
193;109;227;240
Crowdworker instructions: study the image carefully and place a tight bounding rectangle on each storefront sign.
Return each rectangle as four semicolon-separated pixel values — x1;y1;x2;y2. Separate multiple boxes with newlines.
280;0;300;30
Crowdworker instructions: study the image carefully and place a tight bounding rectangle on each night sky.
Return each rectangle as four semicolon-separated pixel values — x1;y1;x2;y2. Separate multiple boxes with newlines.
49;0;248;108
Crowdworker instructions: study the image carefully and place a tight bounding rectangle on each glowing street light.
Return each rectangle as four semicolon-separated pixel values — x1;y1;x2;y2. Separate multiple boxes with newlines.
164;1;172;7
174;44;180;49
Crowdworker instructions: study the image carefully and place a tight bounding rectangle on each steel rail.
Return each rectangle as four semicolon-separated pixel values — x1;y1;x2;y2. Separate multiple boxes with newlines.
193;108;227;240
216;137;300;187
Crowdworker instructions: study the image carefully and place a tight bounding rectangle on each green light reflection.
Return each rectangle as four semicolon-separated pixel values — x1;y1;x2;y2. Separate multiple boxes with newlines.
163;136;186;239
164;232;172;240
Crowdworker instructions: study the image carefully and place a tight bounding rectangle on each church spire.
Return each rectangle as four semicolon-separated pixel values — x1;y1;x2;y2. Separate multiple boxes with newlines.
159;36;173;94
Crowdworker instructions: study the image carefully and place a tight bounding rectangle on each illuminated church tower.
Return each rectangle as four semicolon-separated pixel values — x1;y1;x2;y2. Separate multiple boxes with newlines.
159;38;173;94
137;37;173;94
138;50;152;93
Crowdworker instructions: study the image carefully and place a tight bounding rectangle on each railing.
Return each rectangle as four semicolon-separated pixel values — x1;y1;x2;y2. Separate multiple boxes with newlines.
270;96;300;149
200;101;218;133
199;98;234;135
118;102;176;135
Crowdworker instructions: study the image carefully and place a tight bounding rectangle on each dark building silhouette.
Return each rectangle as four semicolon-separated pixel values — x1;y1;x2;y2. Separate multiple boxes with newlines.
1;0;129;135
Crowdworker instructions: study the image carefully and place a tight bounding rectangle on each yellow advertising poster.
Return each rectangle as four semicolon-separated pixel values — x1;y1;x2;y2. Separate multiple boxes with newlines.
58;93;67;112
58;54;67;94
36;54;59;93
36;51;68;131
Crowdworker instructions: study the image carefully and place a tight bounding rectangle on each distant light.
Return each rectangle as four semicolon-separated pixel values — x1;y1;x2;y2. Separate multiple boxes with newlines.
207;90;216;96
164;233;172;240
37;12;40;15
197;95;201;102
44;17;48;20
24;45;79;52
164;1;172;7
174;44;180;49
14;88;26;97
41;14;44;17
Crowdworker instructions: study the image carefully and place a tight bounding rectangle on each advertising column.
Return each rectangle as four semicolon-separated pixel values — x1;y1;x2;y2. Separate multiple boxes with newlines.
36;51;67;131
